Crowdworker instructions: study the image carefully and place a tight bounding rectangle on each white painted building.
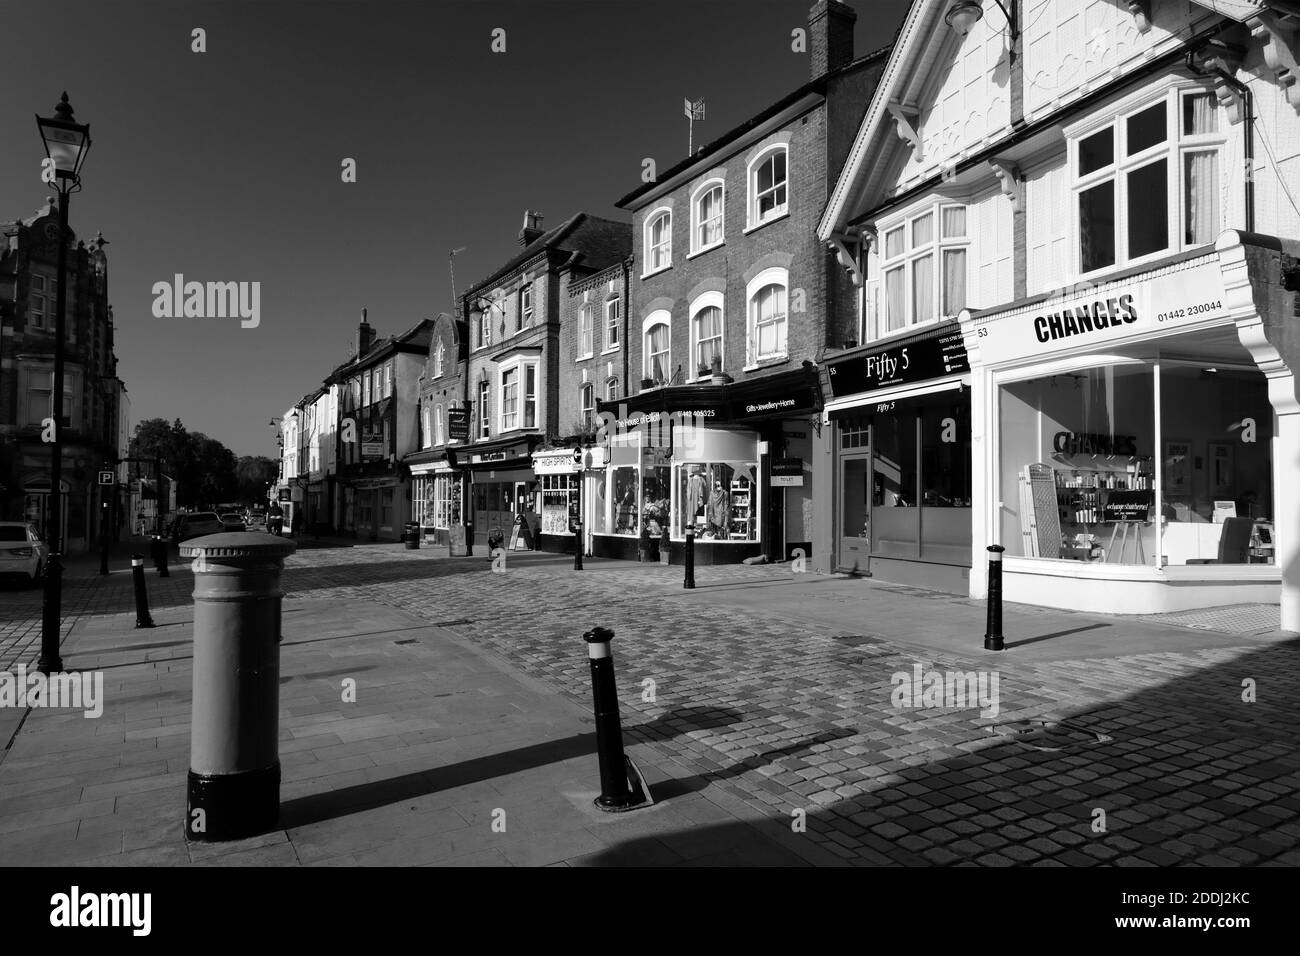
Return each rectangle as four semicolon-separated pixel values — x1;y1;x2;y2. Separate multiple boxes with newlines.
817;0;1300;630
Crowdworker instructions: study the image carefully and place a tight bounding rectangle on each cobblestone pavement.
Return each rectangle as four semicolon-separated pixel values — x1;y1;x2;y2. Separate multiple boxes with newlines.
3;542;1297;866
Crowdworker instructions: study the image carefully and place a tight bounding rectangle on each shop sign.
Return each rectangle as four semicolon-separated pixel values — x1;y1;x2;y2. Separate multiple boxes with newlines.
361;434;385;458
1102;490;1153;521
533;451;578;475
974;256;1229;365
827;328;969;397
771;458;804;487
447;408;469;441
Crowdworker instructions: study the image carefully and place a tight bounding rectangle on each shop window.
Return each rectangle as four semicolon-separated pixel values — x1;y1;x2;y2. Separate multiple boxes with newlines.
998;363;1156;565
675;462;757;541
541;474;576;535
433;475;460;529
1073;88;1224;276
380;488;394;528
871;409;919;558
878;203;968;337
611;465;641;534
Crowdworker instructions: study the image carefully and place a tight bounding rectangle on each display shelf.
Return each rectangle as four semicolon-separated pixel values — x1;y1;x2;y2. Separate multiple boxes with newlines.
729;479;753;539
1053;459;1153;526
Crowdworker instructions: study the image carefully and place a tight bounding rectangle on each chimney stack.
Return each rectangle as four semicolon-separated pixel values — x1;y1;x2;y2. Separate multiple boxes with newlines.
518;210;545;246
357;307;375;357
809;0;856;80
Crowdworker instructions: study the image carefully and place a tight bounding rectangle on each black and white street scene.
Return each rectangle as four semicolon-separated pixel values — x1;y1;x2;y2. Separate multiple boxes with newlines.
1;0;1298;914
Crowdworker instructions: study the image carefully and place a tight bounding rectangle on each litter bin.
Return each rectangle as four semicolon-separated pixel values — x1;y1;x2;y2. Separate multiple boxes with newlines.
403;521;420;550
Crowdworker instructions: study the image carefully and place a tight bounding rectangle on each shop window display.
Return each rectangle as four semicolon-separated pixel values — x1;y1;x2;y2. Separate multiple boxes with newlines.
541;475;576;535
676;462;757;541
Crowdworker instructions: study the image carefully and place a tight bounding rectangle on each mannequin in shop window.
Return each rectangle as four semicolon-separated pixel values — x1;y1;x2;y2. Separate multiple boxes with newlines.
707;478;729;539
685;464;706;534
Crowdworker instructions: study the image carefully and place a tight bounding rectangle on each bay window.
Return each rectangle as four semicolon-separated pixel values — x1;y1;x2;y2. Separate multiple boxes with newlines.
1073;87;1224;276
879;202;968;335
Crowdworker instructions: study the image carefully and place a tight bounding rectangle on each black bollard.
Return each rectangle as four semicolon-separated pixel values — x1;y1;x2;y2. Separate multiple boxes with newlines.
99;502;110;576
151;534;170;578
983;545;1005;651
573;516;584;571
132;554;155;629
683;525;696;589
465;520;473;557
583;627;645;812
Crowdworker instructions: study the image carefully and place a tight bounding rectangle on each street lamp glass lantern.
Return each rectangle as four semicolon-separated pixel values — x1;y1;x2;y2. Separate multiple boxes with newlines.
35;92;91;185
944;0;984;36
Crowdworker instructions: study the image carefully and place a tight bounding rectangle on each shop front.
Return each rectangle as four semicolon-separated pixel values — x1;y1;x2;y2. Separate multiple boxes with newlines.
592;367;820;564
350;475;402;542
965;247;1286;614
410;459;462;546
465;437;542;549
818;324;973;592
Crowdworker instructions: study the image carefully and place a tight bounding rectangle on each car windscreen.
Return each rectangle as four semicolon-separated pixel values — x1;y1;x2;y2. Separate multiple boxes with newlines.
0;528;28;541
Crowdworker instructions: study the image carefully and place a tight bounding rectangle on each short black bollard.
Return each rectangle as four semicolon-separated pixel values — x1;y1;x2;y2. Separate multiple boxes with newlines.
583;627;648;812
573;517;583;571
464;520;473;557
984;545;1005;651
132;555;155;629
683;525;696;589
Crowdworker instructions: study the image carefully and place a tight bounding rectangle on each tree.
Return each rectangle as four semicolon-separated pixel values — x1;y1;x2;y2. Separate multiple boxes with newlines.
130;418;240;509
236;456;277;505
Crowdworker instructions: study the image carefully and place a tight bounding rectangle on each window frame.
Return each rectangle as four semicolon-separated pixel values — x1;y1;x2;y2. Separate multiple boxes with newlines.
642;311;672;385
877;201;970;337
745;268;789;367
690;179;726;255
478;380;490;439
689;292;725;379
497;358;539;434
434;403;444;446
747;145;789;230
1069;84;1226;280
603;296;621;352
432;341;444;379
578;302;595;359
519;284;533;328
643;208;673;277
580;383;595;430
606;377;620;402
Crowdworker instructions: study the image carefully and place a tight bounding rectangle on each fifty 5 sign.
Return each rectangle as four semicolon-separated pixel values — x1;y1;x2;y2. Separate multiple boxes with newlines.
827;327;969;398
974;256;1230;364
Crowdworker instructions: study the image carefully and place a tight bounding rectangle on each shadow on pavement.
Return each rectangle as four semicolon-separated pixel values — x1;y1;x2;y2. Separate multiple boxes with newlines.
584;633;1300;866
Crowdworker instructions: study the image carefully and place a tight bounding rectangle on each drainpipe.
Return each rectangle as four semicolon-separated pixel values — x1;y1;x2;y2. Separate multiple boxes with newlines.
1187;48;1254;232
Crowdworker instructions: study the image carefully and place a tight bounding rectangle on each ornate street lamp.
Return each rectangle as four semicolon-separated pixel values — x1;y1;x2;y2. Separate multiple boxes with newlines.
35;92;91;675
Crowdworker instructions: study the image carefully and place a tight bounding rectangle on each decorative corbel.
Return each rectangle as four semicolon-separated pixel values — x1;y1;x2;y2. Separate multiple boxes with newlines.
827;231;864;288
988;158;1023;213
1125;1;1152;34
1196;41;1247;125
1252;12;1300;113
886;102;922;163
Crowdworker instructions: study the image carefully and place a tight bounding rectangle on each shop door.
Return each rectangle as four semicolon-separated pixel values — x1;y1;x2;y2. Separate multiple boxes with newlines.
839;453;872;570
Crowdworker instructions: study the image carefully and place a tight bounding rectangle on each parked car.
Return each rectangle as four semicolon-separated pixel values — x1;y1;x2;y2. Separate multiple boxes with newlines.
168;512;225;547
220;513;246;532
0;522;50;587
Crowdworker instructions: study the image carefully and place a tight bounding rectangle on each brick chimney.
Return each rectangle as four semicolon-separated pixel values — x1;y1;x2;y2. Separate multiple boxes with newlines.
357;307;375;357
809;0;856;80
518;210;545;246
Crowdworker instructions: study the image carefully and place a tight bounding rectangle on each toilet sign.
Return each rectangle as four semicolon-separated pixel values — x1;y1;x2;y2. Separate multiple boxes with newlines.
97;470;115;486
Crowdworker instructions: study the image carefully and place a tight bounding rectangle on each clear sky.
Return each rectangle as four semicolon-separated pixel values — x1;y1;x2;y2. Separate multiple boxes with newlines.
1;0;910;458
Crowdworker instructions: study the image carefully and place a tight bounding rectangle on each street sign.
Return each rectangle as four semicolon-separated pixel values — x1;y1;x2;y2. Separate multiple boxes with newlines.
573;447;583;465
771;458;804;487
97;470;115;486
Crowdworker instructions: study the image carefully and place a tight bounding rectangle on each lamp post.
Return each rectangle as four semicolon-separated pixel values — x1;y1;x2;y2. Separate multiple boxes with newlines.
35;92;91;676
